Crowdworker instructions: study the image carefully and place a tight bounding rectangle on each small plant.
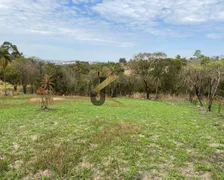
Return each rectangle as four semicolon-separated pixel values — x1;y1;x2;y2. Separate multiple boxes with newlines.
36;74;54;110
36;87;53;110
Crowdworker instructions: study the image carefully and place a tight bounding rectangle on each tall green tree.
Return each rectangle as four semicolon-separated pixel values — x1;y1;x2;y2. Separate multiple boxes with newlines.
0;47;11;95
129;58;153;99
119;58;127;64
13;57;39;94
0;42;21;95
5;63;20;91
193;50;202;58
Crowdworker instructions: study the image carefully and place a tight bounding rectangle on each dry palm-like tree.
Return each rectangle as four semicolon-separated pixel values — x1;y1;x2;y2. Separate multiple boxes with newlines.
41;74;54;93
37;75;54;110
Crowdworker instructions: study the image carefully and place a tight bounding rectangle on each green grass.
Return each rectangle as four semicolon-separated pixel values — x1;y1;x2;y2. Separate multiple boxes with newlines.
0;96;223;179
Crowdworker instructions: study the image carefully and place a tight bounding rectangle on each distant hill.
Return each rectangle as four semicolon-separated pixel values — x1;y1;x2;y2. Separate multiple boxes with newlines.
47;60;102;65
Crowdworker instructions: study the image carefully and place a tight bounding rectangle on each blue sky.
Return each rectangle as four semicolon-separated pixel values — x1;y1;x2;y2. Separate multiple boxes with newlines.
0;0;224;62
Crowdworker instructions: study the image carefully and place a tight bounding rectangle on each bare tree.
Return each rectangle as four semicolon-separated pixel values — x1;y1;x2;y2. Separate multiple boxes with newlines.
183;59;206;106
205;61;223;111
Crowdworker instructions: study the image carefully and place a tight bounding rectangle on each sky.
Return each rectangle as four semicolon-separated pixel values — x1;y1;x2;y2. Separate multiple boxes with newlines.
0;0;224;62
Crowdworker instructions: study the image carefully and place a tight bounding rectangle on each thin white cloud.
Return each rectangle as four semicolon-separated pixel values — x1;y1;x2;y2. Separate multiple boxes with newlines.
72;0;99;4
118;42;135;48
207;33;224;39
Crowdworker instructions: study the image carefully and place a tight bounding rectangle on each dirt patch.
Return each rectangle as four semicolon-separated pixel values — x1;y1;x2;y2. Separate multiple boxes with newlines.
179;163;211;179
52;97;65;101
30;97;65;103
78;157;92;168
29;98;40;103
209;143;224;148
172;140;184;147
12;142;19;150
24;169;53;180
150;135;160;140
89;143;98;148
31;135;38;141
13;160;23;170
142;172;165;180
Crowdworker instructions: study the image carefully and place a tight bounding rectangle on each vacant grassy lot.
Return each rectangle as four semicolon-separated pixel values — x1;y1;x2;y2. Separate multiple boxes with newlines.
0;96;223;179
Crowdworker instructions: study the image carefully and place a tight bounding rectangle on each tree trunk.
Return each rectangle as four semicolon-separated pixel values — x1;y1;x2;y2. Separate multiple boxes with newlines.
31;83;34;94
119;83;122;96
110;84;115;97
3;68;7;96
189;91;194;103
144;80;150;100
13;84;17;91
189;93;193;103
23;84;27;94
155;86;159;100
207;82;213;112
208;98;213;112
129;90;132;98
146;90;150;99
195;87;203;106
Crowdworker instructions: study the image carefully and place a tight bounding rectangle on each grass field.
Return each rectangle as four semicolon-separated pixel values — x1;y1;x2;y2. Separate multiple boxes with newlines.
0;96;223;179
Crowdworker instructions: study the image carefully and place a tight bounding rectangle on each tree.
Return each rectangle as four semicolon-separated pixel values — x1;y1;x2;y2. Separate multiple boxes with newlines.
163;58;186;95
5;63;20;91
61;66;77;94
193;50;202;58
41;74;54;93
73;61;90;95
205;61;223;111
183;59;206;106
152;52;167;59
0;47;11;95
106;62;123;97
122;74;138;97
13;57;40;94
1;42;22;58
129;56;153;99
151;59;168;99
119;58;127;64
129;52;170;100
0;42;22;95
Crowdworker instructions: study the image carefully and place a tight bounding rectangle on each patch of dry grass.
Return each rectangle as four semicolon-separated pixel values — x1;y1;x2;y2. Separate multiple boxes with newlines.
31;142;83;177
93;121;141;144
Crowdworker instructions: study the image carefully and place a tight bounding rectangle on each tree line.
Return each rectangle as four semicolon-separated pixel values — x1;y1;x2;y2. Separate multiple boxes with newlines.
1;42;224;111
